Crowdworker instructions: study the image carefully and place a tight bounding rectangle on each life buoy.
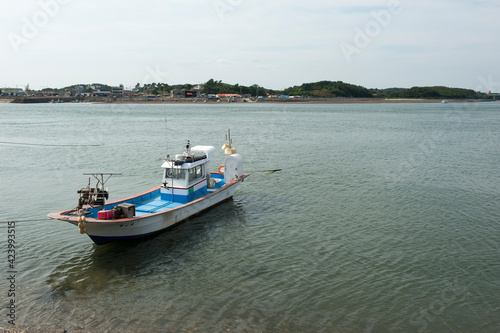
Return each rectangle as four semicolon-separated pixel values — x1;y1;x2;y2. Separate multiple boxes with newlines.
217;165;225;174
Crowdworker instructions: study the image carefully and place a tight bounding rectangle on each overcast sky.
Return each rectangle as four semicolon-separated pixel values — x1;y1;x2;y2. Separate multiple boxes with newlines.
1;0;499;91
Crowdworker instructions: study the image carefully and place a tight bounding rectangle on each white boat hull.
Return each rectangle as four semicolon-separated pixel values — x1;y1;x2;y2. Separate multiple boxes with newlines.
49;176;245;245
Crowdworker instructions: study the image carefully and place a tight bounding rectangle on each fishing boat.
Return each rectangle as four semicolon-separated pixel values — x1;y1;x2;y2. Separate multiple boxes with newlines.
47;131;248;245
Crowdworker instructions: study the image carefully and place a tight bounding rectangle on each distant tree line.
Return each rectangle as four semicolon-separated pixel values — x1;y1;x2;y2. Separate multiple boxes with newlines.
42;83;113;93
132;79;274;97
42;81;492;100
371;86;490;99
201;79;272;96
133;82;192;95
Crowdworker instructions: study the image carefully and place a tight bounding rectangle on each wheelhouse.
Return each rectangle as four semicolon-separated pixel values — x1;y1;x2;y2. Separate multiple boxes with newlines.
160;143;217;203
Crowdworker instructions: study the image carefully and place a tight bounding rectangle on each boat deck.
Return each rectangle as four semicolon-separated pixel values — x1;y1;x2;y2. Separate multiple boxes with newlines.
66;173;226;219
134;195;183;216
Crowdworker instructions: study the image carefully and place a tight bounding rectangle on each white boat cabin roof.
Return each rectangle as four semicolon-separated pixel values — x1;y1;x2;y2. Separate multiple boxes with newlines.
191;145;216;161
161;145;216;169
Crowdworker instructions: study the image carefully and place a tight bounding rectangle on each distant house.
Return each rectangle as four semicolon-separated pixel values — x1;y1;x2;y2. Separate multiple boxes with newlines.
1;88;25;96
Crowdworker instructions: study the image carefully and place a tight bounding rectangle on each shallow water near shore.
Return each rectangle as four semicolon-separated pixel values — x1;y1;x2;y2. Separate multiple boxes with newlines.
1;102;499;332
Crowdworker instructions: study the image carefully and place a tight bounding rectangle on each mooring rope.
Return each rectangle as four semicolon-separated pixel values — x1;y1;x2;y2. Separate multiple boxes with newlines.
0;141;100;147
246;169;282;173
0;219;50;223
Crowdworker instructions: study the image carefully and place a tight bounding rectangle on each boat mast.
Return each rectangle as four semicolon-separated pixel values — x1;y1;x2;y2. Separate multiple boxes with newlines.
226;129;232;148
164;118;174;202
171;159;174;202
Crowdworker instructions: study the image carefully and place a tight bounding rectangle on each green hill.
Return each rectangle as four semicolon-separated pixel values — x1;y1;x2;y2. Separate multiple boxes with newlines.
388;86;486;99
283;81;373;98
370;87;407;97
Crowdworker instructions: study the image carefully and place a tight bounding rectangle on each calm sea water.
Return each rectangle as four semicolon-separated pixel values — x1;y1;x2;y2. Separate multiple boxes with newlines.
0;102;499;332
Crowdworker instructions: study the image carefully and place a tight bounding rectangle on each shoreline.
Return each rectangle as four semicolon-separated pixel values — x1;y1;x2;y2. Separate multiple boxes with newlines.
95;98;495;105
1;96;495;105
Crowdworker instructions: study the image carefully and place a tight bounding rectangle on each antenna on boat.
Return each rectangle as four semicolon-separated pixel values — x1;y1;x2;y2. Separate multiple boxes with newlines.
164;116;169;161
225;129;232;148
171;161;174;202
185;140;191;157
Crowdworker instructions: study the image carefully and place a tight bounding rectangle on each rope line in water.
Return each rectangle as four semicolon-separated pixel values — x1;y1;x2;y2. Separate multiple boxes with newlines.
0;141;100;147
246;169;282;173
0;219;50;223
265;169;282;173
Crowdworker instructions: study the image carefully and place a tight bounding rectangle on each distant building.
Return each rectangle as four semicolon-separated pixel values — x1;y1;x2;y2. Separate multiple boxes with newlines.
93;91;111;97
170;89;200;98
72;85;84;96
111;84;124;97
184;90;199;98
40;89;56;96
217;94;241;98
1;88;25;96
171;89;183;98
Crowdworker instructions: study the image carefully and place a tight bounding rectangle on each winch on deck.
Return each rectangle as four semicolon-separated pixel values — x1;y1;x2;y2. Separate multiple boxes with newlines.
73;173;139;220
77;186;109;208
76;172;120;211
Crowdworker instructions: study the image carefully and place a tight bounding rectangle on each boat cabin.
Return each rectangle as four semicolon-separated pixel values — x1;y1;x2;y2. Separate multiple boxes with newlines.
160;143;218;203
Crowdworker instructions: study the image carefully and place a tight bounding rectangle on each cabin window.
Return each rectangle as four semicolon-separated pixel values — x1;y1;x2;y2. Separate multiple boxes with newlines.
196;165;203;178
188;165;204;183
165;168;186;180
